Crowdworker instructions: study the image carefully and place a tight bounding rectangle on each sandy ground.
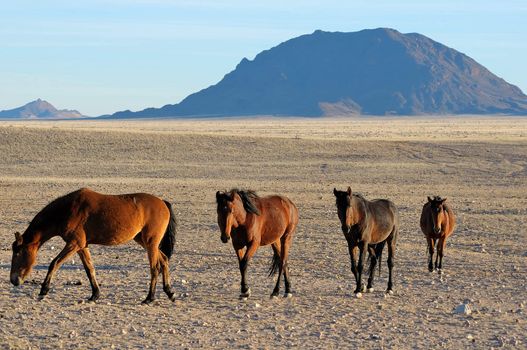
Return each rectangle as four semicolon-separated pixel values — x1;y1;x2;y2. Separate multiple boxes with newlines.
0;117;526;349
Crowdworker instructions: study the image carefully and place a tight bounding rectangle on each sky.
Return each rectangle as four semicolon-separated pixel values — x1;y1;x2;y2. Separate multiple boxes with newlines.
1;0;526;116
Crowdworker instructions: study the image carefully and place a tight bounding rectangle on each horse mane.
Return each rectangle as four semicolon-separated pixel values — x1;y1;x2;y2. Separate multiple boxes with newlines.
24;190;79;241
430;195;449;213
230;188;261;215
352;193;366;200
351;193;371;232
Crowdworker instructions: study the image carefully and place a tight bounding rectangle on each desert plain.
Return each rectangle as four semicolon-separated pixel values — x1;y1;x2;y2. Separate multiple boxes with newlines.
0;117;526;349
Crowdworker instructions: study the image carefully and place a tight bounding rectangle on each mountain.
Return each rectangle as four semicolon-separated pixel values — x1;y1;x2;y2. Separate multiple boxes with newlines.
0;99;85;119
110;28;527;118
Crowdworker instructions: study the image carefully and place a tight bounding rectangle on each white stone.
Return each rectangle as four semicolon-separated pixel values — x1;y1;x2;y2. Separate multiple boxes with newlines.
454;303;472;315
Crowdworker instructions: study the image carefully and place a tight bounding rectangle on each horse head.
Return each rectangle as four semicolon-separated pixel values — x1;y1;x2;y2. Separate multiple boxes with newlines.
10;231;38;286
428;196;447;235
333;187;355;234
216;189;260;243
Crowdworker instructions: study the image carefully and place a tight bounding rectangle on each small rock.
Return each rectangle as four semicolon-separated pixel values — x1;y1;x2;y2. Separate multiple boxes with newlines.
454;303;472;315
122;329;127;335
255;303;261;308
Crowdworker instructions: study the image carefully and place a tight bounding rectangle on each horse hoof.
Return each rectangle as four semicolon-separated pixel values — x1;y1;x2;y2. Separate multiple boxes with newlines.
141;298;154;305
169;294;176;302
437;269;443;275
367;287;374;293
386;290;394;295
355;292;363;299
270;295;279;300
239;288;251;298
284;293;293;298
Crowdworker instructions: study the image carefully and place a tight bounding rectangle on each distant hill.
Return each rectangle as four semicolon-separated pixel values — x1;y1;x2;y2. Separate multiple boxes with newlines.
108;28;527;118
0;99;85;119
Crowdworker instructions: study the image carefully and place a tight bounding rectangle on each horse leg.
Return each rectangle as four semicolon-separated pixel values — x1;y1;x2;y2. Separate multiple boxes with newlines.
366;245;378;292
158;251;176;302
356;241;367;294
281;233;294;297
77;248;100;301
238;241;259;299
142;244;161;304
40;242;80;297
437;236;446;273
270;242;282;298
427;236;435;272
434;238;440;270
387;234;396;294
346;240;359;293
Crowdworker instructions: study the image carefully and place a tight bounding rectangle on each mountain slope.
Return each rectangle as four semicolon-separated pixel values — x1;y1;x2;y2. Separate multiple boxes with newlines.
0;99;85;119
110;28;527;118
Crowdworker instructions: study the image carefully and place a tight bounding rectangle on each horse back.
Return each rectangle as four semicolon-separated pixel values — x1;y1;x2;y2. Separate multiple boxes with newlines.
365;199;399;236
65;189;169;245
252;195;298;245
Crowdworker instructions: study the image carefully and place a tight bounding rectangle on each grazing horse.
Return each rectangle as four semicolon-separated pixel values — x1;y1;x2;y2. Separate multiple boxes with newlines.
420;196;456;273
10;188;177;304
333;187;399;295
216;189;298;299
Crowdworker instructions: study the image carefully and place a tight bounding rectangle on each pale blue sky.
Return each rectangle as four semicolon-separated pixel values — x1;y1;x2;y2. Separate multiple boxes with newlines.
1;0;526;116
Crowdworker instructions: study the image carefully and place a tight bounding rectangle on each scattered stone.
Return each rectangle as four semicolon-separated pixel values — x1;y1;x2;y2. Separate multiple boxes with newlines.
454;303;471;315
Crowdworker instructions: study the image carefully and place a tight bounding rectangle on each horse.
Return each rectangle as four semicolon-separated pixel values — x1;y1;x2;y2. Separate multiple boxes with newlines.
10;188;177;304
420;196;456;273
333;187;399;296
216;189;299;299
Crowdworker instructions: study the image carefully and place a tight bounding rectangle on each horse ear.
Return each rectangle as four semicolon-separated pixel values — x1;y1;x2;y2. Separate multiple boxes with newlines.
14;231;22;245
333;188;338;196
216;191;221;200
427;196;433;202
229;191;236;201
347;187;352;196
441;198;447;203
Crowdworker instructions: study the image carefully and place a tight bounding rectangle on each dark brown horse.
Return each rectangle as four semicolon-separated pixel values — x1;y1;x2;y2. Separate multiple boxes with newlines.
420;196;456;273
10;188;177;304
333;187;399;296
216;189;298;299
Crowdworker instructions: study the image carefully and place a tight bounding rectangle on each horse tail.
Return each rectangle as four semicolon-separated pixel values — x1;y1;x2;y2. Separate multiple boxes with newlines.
268;249;281;277
160;200;177;260
375;241;386;277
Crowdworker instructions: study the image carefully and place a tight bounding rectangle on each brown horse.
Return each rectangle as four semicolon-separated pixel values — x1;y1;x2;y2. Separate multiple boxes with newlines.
333;187;399;296
216;189;298;299
10;188;177;304
420;196;456;273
